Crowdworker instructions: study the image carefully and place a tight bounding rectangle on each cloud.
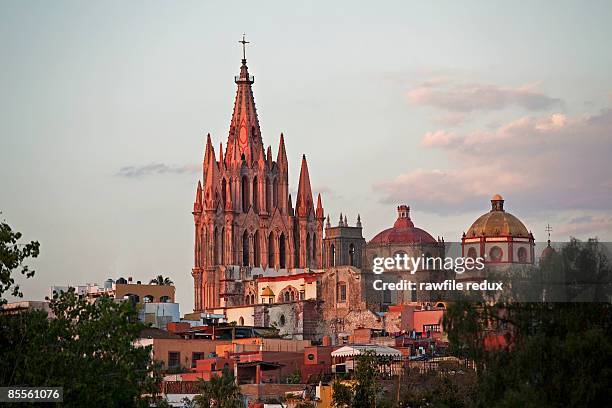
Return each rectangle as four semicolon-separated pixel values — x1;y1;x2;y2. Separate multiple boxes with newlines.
116;163;199;178
555;215;612;238
374;109;612;214
407;79;561;113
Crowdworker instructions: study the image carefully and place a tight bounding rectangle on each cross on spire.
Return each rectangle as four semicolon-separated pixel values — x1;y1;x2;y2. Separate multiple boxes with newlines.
545;223;553;240
239;33;249;60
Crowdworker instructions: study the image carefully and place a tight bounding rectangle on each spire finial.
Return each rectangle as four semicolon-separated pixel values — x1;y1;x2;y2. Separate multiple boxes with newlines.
545;223;553;245
239;33;250;61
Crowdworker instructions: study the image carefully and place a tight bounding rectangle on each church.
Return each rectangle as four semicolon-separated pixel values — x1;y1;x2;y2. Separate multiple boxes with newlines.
191;42;535;341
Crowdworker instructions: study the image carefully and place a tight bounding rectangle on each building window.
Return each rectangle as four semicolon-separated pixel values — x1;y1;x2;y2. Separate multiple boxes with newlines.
160;296;170;303
467;247;478;259
517;247;528;262
279;314;286;327
143;295;154;303
307;353;315;361
383;288;391;304
268;232;275;267
489;246;503;262
423;324;441;333
191;352;204;368
239;317;244;326
241;175;249;212
168;351;180;369
337;282;347;302
349;244;355;266
279;234;286;269
242;230;249;267
330;244;336;267
252;177;259;213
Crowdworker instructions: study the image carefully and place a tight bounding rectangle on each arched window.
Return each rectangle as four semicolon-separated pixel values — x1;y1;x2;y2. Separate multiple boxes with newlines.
268;232;275;268
241;176;249;212
160;296;170;303
279;233;286;269
242;230;249;267
467;247;478;260
254;230;261;267
143;295;154;303
213;227;219;265
124;293;140;303
265;178;271;212
221;178;227;208
278;286;298;303
517;247;528;262
489;246;503;262
244;295;250;305
220;227;225;264
238;317;244;326
306;233;311;268
273;178;279;208
252;177;259;213
312;233;317;265
330;244;336;267
337;282;347;302
251;294;255;304
349;244;355;266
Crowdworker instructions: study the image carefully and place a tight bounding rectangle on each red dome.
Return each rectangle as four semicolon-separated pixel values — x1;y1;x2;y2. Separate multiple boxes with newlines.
369;205;437;245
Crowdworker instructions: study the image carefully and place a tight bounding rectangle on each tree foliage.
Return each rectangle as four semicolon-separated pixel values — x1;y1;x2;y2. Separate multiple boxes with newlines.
0;289;159;407
0;219;39;305
150;275;174;286
443;239;612;407
332;351;381;408
192;366;243;408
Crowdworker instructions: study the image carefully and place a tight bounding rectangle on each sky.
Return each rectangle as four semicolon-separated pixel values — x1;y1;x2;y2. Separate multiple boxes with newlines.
1;1;612;311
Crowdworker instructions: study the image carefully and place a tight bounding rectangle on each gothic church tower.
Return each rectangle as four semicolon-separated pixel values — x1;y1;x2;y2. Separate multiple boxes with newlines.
192;44;324;312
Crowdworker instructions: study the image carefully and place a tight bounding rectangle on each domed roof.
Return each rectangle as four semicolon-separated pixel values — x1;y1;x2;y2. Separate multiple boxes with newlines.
261;286;275;297
465;195;531;238
370;205;437;245
541;240;556;260
541;245;555;259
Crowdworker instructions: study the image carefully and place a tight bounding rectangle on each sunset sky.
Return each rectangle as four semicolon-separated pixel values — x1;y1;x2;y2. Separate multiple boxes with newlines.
2;1;611;309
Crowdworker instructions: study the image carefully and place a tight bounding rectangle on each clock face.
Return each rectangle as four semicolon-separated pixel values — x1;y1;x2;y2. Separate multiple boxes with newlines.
239;125;248;147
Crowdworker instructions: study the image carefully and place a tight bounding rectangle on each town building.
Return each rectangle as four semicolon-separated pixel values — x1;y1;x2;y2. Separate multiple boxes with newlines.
50;277;179;328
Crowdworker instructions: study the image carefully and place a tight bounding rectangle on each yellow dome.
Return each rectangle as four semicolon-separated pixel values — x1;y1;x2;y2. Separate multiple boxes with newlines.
466;195;531;238
261;286;275;297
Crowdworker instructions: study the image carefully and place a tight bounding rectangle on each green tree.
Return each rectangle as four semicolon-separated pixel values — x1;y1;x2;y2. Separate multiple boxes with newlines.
149;275;174;285
0;288;159;407
443;240;612;407
0;219;39;305
332;351;381;408
332;380;353;408
192;366;243;408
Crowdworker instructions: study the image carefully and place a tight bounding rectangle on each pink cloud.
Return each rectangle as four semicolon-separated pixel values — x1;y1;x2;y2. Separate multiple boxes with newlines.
555;215;612;238
374;109;612;214
407;79;561;113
